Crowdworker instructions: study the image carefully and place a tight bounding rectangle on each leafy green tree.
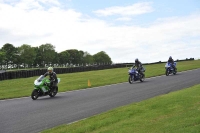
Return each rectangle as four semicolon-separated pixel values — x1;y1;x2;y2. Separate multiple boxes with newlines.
78;50;84;66
18;44;36;67
14;47;23;68
83;52;94;66
67;49;84;65
32;47;41;67
93;51;112;65
52;52;59;66
39;43;56;67
1;43;17;68
58;50;70;65
0;51;6;63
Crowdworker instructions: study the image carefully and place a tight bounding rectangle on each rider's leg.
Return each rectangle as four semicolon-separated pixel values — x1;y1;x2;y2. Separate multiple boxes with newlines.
172;64;176;70
52;82;58;90
138;69;144;78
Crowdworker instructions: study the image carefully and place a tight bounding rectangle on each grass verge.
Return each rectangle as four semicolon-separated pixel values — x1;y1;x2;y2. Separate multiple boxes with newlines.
0;60;200;100
41;84;200;133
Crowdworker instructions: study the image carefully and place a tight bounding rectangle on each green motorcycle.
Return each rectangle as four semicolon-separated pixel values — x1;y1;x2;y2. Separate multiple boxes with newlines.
31;75;61;100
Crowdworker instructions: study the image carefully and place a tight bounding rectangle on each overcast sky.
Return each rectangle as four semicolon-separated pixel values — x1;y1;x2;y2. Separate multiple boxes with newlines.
0;0;200;63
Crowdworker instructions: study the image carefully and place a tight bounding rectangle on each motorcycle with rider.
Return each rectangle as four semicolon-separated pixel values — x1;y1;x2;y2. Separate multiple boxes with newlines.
128;58;145;84
31;67;61;100
165;56;177;76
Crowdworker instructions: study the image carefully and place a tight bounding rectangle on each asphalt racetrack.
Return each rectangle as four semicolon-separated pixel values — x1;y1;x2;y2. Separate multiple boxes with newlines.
1;69;200;133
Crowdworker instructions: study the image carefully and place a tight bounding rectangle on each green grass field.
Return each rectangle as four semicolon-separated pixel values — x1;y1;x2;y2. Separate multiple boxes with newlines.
0;60;200;100
40;60;200;133
42;84;200;133
1;60;200;133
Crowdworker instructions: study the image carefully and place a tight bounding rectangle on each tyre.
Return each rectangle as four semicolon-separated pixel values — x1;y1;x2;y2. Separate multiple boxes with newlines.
128;75;133;84
140;74;145;82
165;69;169;76
31;89;39;100
173;70;177;75
49;87;58;97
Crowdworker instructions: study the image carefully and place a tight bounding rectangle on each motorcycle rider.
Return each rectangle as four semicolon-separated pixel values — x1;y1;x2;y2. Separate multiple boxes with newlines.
168;56;176;70
133;58;144;78
44;67;58;91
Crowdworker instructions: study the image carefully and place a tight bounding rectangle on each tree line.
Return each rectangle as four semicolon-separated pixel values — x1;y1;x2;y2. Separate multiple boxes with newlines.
0;43;112;69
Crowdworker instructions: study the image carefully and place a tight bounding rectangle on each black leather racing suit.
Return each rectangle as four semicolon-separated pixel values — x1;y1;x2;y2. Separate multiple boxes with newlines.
133;61;144;77
44;72;58;89
168;58;176;70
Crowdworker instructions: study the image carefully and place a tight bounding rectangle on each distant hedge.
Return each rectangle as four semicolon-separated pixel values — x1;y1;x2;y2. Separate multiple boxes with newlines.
0;64;125;80
0;58;194;80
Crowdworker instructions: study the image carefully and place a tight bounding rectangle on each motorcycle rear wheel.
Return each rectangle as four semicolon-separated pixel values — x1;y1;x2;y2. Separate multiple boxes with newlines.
49;87;58;97
140;74;145;82
31;90;39;100
173;70;177;75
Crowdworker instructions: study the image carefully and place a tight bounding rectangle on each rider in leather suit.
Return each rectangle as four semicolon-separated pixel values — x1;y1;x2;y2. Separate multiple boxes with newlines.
168;56;176;70
44;67;58;90
133;58;144;78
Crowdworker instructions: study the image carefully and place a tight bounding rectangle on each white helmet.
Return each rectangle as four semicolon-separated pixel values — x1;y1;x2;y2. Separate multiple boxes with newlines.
47;67;53;73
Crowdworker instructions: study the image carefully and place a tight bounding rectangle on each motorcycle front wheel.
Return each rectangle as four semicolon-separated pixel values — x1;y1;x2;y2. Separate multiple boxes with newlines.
31;89;39;100
128;75;133;84
49;87;58;97
165;69;170;76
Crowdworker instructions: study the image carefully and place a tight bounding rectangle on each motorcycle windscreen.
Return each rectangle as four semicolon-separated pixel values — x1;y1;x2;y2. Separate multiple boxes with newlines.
57;78;61;83
37;75;45;82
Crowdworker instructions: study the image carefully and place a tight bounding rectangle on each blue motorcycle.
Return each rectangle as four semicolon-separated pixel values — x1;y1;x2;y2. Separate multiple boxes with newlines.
128;67;145;84
165;62;177;76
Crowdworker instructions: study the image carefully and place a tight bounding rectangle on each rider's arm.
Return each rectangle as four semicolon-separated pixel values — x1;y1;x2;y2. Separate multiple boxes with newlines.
167;60;171;65
53;72;58;83
44;72;48;77
139;62;142;68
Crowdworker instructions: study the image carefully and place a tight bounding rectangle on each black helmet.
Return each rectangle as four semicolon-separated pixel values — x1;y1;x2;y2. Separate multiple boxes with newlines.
135;58;139;62
169;56;172;59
